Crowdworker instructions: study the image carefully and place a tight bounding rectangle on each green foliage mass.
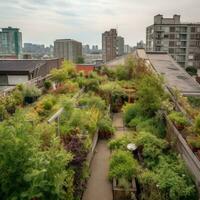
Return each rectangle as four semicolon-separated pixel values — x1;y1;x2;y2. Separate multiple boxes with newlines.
168;111;189;126
0;111;74;200
136;74;166;116
109;150;140;180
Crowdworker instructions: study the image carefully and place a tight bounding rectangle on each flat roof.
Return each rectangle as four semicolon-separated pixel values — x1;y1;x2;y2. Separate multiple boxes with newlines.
0;60;46;73
146;52;200;95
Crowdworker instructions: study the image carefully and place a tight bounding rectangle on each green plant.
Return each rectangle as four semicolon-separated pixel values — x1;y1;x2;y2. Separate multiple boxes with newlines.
79;95;106;111
186;67;197;76
188;96;200;108
136;74;166;116
109;150;139;180
193;115;200;135
154;155;198;200
122;103;141;125
187;136;200;149
35;95;56;116
44;79;52;90
0;111;75;200
108;136;133;151
134;131;168;168
97;115;114;139
22;84;42;98
168;111;189;128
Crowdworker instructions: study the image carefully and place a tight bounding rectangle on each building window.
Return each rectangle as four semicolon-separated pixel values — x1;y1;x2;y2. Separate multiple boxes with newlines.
169;41;175;47
169;34;175;39
191;27;196;32
164;34;169;39
0;75;8;86
170;27;175;32
169;48;175;54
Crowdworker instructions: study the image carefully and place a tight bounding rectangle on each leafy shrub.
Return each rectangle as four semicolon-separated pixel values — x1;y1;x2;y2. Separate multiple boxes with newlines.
136;74;166;116
108;136;133;151
128;116;143;128
154;155;198;200
61;132;88;197
168;111;189;127
97;115;114;139
0;111;74;200
22;84;42;98
79;95;106;111
35;95;56;116
100;81;127;112
134;131;168;168
21;84;41;104
51;60;76;83
109;150;139;180
44;79;52;90
138;170;164;200
187;96;200;108
122;103;141;125
186;67;197;76
187;135;200;149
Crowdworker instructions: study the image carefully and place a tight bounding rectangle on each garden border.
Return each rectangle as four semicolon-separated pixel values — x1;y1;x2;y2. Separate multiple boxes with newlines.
165;113;200;192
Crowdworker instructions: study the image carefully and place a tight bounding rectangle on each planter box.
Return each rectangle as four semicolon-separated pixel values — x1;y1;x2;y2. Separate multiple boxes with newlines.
113;178;137;200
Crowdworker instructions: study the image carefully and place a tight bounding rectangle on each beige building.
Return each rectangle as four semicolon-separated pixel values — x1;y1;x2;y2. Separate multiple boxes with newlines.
54;39;82;63
102;29;117;63
146;15;200;68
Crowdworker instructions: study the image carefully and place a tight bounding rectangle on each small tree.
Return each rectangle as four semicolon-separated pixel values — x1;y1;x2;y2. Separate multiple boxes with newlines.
136;74;166;116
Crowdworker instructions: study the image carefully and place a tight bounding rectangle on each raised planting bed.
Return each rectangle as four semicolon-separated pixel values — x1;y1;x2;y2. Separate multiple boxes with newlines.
113;178;137;200
165;114;200;193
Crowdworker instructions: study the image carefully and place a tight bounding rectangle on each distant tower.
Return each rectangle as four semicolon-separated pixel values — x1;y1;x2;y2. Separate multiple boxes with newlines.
0;27;22;59
102;29;117;63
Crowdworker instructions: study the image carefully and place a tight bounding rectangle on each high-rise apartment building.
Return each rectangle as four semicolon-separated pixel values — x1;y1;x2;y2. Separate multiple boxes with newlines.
117;36;125;56
102;29;117;63
146;15;200;68
0;27;22;59
54;39;82;63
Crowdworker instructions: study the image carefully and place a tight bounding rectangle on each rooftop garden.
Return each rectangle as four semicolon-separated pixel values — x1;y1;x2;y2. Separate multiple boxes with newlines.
0;57;199;200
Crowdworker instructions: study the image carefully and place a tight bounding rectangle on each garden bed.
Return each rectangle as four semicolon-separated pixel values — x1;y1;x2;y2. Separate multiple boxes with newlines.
113;177;137;200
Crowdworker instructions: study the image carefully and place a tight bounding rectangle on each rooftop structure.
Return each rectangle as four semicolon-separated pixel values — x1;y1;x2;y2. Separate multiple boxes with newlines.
137;49;200;96
54;39;82;63
146;15;200;69
0;27;22;59
0;59;62;89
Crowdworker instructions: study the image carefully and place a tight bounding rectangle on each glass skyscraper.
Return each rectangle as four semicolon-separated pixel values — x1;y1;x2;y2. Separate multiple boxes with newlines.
0;27;22;58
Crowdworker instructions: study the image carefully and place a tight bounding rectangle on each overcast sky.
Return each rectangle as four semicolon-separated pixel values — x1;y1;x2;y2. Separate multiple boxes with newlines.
0;0;200;47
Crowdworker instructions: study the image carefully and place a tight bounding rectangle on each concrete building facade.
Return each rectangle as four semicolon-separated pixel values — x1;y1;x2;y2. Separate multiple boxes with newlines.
102;29;117;63
54;39;82;63
117;36;125;56
146;15;200;68
0;27;22;59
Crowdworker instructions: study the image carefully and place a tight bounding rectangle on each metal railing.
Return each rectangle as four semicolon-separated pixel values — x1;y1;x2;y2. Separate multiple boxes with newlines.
47;88;85;135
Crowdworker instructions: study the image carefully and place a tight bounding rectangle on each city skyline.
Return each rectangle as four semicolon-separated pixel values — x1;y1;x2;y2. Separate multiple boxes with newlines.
1;0;200;46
